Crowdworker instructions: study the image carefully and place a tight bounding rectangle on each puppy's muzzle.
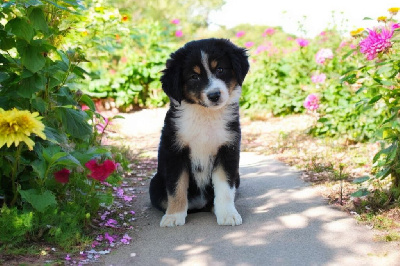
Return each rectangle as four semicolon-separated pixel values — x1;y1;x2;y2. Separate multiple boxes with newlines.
207;91;221;103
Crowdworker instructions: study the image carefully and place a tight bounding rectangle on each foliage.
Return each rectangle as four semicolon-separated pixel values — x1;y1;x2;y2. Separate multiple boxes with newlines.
0;0;122;249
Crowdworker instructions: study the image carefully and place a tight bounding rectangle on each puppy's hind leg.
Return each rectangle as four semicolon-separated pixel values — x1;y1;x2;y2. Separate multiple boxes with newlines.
149;173;168;212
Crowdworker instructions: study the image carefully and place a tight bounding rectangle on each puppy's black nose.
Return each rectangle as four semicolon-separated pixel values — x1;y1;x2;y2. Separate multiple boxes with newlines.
207;91;221;102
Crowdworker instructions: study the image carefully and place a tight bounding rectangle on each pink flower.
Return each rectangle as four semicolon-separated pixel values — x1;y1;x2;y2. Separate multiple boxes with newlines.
81;105;90;111
171;19;180;25
311;73;327;84
304;94;319;111
175;30;183;37
236;31;245;38
296;38;309;47
320;31;326;36
96;117;109;134
244;42;254;48
315;48;333;64
255;45;268;54
263;28;275;36
85;159;116;182
54;168;70;184
359;27;393;60
392;23;400;30
92;241;100;248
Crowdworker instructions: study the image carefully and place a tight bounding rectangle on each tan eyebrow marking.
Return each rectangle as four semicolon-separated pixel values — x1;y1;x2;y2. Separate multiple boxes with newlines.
193;65;201;74
211;60;218;69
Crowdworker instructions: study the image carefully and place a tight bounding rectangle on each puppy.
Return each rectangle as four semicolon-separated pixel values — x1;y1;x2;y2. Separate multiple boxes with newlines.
149;38;249;227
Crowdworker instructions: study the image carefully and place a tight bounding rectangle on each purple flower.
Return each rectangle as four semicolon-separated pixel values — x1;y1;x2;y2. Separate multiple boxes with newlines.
65;254;71;261
304;94;319;111
104;232;115;244
121;234;132;244
296;38;309;47
315;48;333;64
244;42;254;48
236;31;245;38
359;27;393;60
311;73;327;84
105;219;118;228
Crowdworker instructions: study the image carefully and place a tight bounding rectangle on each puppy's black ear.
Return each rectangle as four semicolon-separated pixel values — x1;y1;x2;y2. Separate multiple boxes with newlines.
160;50;185;104
229;44;250;86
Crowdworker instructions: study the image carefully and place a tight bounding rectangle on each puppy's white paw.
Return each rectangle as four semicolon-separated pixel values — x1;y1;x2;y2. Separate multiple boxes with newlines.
215;207;242;226
160;212;187;227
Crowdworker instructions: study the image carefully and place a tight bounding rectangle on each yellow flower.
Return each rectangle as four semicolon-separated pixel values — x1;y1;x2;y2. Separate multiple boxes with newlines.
377;16;387;22
350;28;364;37
81;31;88;37
0;108;46;150
388;7;400;15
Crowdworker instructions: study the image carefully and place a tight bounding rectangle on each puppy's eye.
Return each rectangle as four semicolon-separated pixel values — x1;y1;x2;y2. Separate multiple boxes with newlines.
216;67;224;74
190;74;200;80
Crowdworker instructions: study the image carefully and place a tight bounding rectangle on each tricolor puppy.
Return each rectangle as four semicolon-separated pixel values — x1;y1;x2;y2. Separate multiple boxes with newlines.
149;38;249;227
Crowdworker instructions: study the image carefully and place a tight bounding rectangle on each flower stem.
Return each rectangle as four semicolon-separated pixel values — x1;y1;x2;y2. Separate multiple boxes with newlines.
10;144;23;206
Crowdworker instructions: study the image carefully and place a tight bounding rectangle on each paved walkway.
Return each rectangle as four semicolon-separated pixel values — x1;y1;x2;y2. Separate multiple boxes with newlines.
104;152;400;266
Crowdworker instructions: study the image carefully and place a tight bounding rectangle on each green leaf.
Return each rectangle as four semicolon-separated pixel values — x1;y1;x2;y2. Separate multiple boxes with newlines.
29;8;49;33
19;73;45;98
377;65;393;75
0;72;9;83
55;154;82;167
363;17;373;20
17;41;46;73
19;189;57;212
351;188;370;198
44;126;67;144
0;29;15;50
48;152;69;165
79;94;96;111
353;176;370;184
31;159;47;180
55;107;92;140
5;17;34;42
369;94;382;104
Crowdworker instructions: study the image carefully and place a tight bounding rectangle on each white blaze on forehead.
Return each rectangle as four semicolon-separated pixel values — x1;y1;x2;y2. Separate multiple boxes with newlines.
201;51;212;78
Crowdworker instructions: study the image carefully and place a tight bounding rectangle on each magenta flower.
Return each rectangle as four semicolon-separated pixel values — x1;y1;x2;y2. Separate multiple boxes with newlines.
263;28;275;36
255;45;268;54
296;38;309;47
175;30;183;37
236;31;245;38
311;73;326;84
304;94;320;111
392;23;400;30
359;27;393;60
104;232;115;244
244;42;254;48
65;254;71;261
171;19;180;25
85;159;116;182
315;48;333;64
54;168;70;184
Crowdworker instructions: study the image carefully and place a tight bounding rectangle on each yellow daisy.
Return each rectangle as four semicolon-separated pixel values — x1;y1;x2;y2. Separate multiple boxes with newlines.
350;28;364;37
388;7;400;15
377;16;387;22
0;108;46;150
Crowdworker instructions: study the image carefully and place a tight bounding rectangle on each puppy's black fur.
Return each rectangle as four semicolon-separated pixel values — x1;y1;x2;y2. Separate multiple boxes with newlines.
149;38;249;227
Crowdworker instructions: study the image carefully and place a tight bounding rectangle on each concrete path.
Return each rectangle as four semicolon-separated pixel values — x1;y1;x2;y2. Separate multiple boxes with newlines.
104;152;400;266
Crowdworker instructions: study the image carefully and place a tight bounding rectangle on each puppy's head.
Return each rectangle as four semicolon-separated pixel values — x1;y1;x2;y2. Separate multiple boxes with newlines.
161;38;249;109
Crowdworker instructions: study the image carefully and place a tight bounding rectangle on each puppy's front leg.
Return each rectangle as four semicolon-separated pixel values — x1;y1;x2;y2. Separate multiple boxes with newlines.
160;171;189;227
212;167;242;226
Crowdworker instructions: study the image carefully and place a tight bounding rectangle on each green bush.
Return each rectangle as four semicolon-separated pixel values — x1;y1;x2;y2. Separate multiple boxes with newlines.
0;0;121;249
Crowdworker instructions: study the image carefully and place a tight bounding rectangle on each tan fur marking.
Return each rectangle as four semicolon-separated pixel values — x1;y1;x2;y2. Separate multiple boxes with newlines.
229;78;238;93
193;66;201;74
166;171;189;214
211;60;218;69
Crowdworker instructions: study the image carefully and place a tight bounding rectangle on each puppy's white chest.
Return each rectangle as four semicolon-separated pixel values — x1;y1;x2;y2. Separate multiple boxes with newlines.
174;104;236;188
